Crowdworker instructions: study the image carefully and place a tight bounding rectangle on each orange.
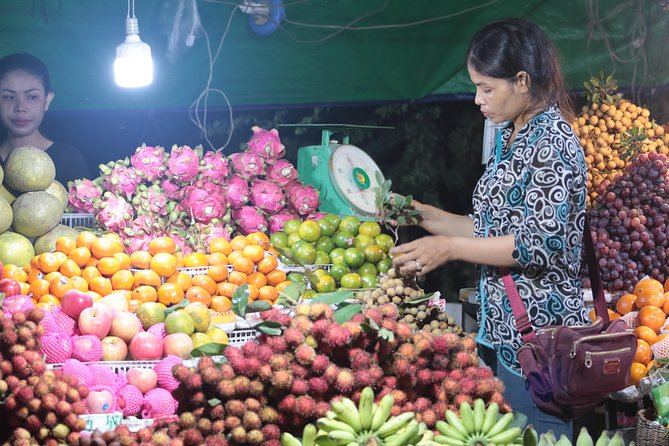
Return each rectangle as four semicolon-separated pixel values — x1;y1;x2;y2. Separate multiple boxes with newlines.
258;285;279;302
247;283;259;301
157;283;185;306
588;307;616;323
150;252;178;278
174;253;185;269
664;277;669;292
242;244;265;263
246;232;271;250
267;246;280;257
70;276;89;293
59;258;82;278
185;286;212;307
275;280;293;293
166;272;193;291
207;264;229;283
3;264;27;282
663;294;669;314
129;250;152;269
646;360;657;373
211;295;232;312
615;293;637;315
38;252;63;274
207;252;228;266
227;250;244;266
230;235;250;251
27;268;45;283
68;247;92;268
228;271;248;286
29;279;51;298
629;362;648;386
148;236;177;255
85;257;99;268
82;266;102;283
86;290;102;302
233;256;255;275
247;271;267;289
128;299;142;313
111;269;135;290
97;256;122;276
653;333;669;345
19;282;30;295
192;274;218;295
53;251;68;266
49;276;73;299
55;236;76;255
91;236;123;259
113;252;132;270
132;285;158;303
38;294;60;306
265;269;287;287
76;231;98;249
257;255;279;275
89;276;113;296
36;302;57;311
208;238;233;256
43;271;62;282
638;305;667;334
633;326;658;345
133;269;162;289
29;255;40;271
634;278;665;308
634;339;653;366
217;282;238;298
183;252;209;268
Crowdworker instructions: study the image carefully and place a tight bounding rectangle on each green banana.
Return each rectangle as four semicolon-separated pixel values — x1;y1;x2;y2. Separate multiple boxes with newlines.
376;411;416;438
555;434;573;446
607;432;624;446
485;411;514;438
480;402;499;434
594;430;609;446
370;393;395;431
331;399;362;433
435;420;466;442
523;425;539;446
302;424;316;446
444;409;470;439
325;410;337;419
280;432;302;446
538;431;557;446
486;426;522;445
358;386;374;431
472;399;486;435
316;418;358;435
327;430;356;442
383;419;421;446
576;427;594;446
434;434;466;445
458;401;475;435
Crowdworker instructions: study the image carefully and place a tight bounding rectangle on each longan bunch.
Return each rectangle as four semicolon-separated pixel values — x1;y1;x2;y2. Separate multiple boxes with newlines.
356;268;425;307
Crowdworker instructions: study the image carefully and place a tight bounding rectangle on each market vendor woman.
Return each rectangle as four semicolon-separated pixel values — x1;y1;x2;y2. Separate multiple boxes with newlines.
391;18;589;438
0;53;91;185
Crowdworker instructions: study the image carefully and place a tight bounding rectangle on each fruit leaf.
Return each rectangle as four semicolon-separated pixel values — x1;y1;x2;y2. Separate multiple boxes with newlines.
231;284;250;318
164;298;190;315
403;292;435;305
190;342;227;357
333;302;363;324
277;282;306;305
254;320;283;336
378;327;395;343
361;318;380;332
208;398;222;407
312;290;355;306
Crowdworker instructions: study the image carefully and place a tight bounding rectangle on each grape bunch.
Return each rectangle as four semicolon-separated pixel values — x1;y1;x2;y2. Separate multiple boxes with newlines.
586;151;669;292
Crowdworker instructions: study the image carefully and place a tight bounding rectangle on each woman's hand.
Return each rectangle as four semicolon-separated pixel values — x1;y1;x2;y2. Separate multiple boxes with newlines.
389;235;457;277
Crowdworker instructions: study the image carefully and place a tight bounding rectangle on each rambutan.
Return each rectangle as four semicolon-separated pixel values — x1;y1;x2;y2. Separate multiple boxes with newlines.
24;414;41;433
307;376;329;395
225;416;241;430
363;307;383;323
294;344;316;366
294;395;317;417
390;405;403;416
224;399;246;418
191;390;207;407
44;412;58;429
71;400;87;415
342;320;363;338
417;369;434;385
442;377;460;396
201;366;223;387
308;302;334;320
454;394;473;407
173;364;193;383
179;412;197;429
353;369;375;388
315;400;331;417
295;303;311;317
291;315;313;333
220;363;236;380
211;418;226;433
197;355;215;371
433;370;448;381
242;411;262;430
419;408;438;428
247;429;265;446
291;378;309;395
311;354;330;374
182;428;204;446
16;385;34;404
454;351;475;369
323;364;340;383
309;319;330;339
305;334;318;348
249;379;265;396
261;423;281;441
459;378;477;395
449;369;464;380
390;389;408;405
382;376;398;389
255;344;274;363
489;391;506;406
210;403;226;420
259;406;280;423
393;356;412;376
325;324;351;347
241;340;259;356
269;353;290;371
381;319;397;333
278;394;296;413
258;364;274;381
413;396;431;412
368;365;384;381
431;353;450;370
270;370;293;390
395;322;413;341
461;335;477;352
216;379;236;398
413;336;433;355
334;368;355;393
397;343;417;361
282;327;305;346
185;373;202;391
232;375;252;395
349;348;373;370
290;363;309;379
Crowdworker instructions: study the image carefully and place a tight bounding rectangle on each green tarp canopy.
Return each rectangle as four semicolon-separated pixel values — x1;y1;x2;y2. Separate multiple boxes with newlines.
1;0;667;112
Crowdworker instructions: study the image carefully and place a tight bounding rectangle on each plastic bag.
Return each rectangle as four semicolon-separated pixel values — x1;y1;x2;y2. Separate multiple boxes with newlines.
650;368;669;418
160;0;201;64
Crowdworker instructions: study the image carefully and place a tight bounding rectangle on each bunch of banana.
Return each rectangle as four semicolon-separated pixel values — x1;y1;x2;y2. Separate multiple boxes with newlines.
281;387;437;446
433;399;523;446
524;427;633;446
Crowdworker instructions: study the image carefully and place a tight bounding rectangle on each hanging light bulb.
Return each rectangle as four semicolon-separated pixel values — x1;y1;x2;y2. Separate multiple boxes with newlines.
114;0;153;88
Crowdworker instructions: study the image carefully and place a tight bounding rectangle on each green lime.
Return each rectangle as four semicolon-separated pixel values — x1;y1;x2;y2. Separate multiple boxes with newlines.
363;244;385;263
287;272;307;283
317;219;336;238
286;232;302;248
343;247;365;269
279;253;295;265
314;250;331;265
359;221;382;237
357;262;378;277
298;220;321;243
329;248;346;265
284;219;302;235
376;257;393;273
324;213;341;229
329;263;350;282
339;216;361;235
316;275;337;293
302;289;317;299
360;273;378;289
311;268;329;279
354;234;375;250
315;236;335;253
293;243;317;265
269;232;288;249
340;272;362;289
334;231;355;249
374;233;395;253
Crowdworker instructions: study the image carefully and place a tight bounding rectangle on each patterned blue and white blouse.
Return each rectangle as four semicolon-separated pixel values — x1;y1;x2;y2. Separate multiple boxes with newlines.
471;103;590;376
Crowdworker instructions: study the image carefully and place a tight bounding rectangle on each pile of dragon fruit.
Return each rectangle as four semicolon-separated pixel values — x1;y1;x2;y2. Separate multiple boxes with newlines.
67;126;321;254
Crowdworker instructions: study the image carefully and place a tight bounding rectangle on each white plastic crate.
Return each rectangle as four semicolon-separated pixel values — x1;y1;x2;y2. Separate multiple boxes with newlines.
80;412;123;433
176;265;233;277
227;328;258;346
47;360;159;373
61;212;96;229
279;263;333;273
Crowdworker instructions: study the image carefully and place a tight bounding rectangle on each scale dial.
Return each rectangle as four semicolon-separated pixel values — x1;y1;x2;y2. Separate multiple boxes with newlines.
328;144;384;217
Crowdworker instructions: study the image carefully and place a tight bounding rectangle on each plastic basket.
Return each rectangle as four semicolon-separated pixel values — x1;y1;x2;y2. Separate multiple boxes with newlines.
177;265;233;277
227;328;258;346
47;360;160;373
636;408;669;445
279;263;333;273
80;412;123;433
61;212;96;229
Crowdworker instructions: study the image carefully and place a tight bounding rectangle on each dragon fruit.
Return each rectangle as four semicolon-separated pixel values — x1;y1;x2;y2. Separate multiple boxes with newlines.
199;151;231;184
95;192;135;232
306;211;327;221
250;179;286;214
232;206;269;235
229;151;265;179
287;184;320;216
130;144;167;182
191;222;233;252
166;145;201;184
132;183;172;217
266;159;298;187
268;211;300;234
100;159;142;200
159;177;182;200
179;184;227;224
122;216;159;254
167;230;193;255
225;174;250;208
246;126;285;163
67;178;103;213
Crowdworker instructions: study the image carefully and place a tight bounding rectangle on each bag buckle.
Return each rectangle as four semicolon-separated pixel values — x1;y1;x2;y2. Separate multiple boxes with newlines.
516;314;533;337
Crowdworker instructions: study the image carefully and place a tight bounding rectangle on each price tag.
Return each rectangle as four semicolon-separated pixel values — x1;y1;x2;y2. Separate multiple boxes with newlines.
428;291;446;312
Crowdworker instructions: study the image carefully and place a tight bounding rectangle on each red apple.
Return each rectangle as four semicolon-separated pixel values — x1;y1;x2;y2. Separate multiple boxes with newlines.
126;368;158;394
61;289;93;320
163;333;194;359
78;305;112;339
128;332;163;360
109;311;141;344
101;336;129;361
86;388;115;414
0;278;21;297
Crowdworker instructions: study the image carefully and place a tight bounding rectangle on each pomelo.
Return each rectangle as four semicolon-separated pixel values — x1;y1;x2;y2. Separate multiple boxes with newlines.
135;302;166;330
4;146;56;192
11;191;64;238
183;302;211;333
0;184;17;205
44;180;69;212
33;224;79;255
165;311;195;336
0;197;12;233
0;231;35;267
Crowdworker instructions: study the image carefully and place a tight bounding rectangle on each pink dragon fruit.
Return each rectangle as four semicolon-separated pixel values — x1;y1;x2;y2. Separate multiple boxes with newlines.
67;178;103;213
142;388;178;418
132;183;171;217
190;222;232;252
159;178;182;200
287;184;320;216
268;211;300;233
229;151;265;179
266;159;298;187
116;384;143;416
232;206;268;235
246;126;285;163
306;211;327;221
100;160;142;200
130;144;167;182
250;179;286;214
167;230;194;255
95;192;135;232
199;151;231;184
226;175;250;208
166;145;201;184
178;184;227;224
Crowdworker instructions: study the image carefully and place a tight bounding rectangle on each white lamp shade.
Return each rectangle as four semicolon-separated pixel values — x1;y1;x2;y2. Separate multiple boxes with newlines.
114;34;153;88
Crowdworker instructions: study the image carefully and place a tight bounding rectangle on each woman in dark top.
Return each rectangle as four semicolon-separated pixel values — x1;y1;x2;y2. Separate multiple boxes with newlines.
0;53;92;186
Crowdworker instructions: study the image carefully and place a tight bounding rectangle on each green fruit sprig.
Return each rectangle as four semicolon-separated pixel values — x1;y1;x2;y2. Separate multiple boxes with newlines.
374;172;422;242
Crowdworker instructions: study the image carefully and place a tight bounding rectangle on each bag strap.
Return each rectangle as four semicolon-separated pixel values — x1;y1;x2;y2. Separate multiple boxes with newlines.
501;215;608;343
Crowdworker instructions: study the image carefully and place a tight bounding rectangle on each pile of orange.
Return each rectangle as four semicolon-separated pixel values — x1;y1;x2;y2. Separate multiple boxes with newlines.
9;231;290;314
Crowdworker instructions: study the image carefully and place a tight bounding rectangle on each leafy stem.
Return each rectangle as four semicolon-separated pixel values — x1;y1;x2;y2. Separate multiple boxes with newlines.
373;172;422;242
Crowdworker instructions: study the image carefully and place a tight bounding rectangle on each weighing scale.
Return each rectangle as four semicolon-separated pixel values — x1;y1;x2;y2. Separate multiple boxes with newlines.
279;124;393;219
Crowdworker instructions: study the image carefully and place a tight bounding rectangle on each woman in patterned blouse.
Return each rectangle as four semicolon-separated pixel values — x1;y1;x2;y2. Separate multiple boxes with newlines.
390;18;589;439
